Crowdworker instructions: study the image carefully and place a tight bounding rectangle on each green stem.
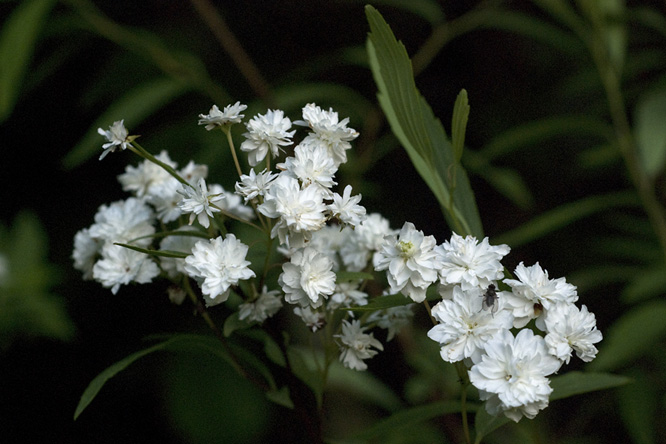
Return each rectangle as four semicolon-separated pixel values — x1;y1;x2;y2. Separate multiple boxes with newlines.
224;127;244;178
128;142;191;188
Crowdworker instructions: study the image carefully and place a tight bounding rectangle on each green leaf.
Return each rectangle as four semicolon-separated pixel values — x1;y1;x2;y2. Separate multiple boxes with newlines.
617;370;657;444
635;87;666;178
62;77;189;168
622;264;666;303
0;0;55;122
588;300;666;372
451;89;470;163
265;386;294;409
336;271;375;283
351;400;461;441
222;312;252;337
74;334;230;420
549;371;631;400
494;191;639;247
474;406;510;444
365;5;483;237
345;293;412;312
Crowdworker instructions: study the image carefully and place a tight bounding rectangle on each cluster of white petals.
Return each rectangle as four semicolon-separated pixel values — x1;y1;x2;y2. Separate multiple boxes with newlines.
278;246;336;308
241;109;295;166
436;233;510;292
375;222;441;302
178;178;225;229
336;319;384;371
98;120;131;160
184;234;255;306
198;102;247;130
297;103;359;166
543;303;602;363
238;287;283;323
469;329;562;422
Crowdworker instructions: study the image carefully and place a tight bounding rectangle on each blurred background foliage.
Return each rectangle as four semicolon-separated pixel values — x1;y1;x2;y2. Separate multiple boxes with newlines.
2;0;666;442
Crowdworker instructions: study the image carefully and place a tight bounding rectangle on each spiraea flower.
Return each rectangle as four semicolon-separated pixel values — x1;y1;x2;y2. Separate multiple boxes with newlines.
278;246;336;308
469;329;562;422
258;175;327;248
92;244;160;294
183;234;255;306
88;198;156;246
294;306;326;332
235;168;278;203
238;286;283;323
327;185;366;227
374;222;441;303
278;140;338;196
72;228;102;280
503;262;579;329
543;303;602;363
296;103;359;166
118;150;178;198
178;178;225;229
367;303;415;341
327;281;368;310
336;319;384;371
198;102;247;130
159;226;203;279
98;120;132;160
436;233;510;292
241;109;295;166
427;285;513;363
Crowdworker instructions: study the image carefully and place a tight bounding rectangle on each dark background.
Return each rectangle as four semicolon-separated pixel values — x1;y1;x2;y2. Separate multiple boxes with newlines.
1;0;665;443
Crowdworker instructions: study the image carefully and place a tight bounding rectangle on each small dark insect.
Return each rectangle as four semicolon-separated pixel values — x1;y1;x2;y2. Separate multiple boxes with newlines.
481;284;499;315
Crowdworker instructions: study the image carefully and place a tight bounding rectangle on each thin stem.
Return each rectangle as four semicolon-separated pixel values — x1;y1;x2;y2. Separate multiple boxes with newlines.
128;142;191;188
188;0;275;107
224;127;244;178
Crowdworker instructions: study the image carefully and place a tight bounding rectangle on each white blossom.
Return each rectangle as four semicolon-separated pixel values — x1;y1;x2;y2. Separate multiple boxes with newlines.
294;306;326;332
296;103;359;166
436;233;510;292
88;198;155;246
183;234;255;306
238;287;283;323
336;319;383;371
92;244;160;294
367;303;415;341
427;286;513;363
159;226;203;279
198;102;247;130
118;150;178;198
235;168;278;203
177;178;224;229
469;329;562;422
278;140;338;195
503;262;579;329
278;246;336;308
241;109;295;166
208;183;254;221
327;281;368;311
327;185;366;227
374;222;441;303
72;228;102;280
340;213;395;272
98;120;131;160
544;303;602;363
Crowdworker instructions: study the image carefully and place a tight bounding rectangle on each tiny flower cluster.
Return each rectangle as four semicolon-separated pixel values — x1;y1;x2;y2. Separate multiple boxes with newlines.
76;103;601;424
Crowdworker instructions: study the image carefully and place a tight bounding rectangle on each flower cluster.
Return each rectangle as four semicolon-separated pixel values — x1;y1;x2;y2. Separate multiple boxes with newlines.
75;102;601;425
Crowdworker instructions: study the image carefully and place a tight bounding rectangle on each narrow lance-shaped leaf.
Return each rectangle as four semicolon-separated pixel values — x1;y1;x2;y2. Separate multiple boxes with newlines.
451;89;470;163
365;5;483;237
0;0;55;123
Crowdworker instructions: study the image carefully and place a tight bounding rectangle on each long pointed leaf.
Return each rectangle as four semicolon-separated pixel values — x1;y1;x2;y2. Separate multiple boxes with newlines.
0;0;56;122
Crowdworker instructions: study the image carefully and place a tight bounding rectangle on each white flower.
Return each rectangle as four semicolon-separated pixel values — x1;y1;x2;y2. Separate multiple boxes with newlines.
469;329;562;422
544;303;602;363
328;185;366;227
327;281;368;310
235;168;278;203
296;103;359;166
367;303;415;341
278;140;338;195
427;286;513;363
148;179;183;224
258;175;327;248
241;109;295;166
336;319;383;371
118;150;178;198
88;198;155;246
92;244;160;294
436;233;510;292
208;183;254;221
159;226;203;279
183;234;255;306
278;246;336;308
98;120;131;160
340;213;395;272
308;225;351;271
198;102;247;130
374;222;441;303
177;178;224;229
238;287;283;323
503;262;579;329
294;306;326;332
72;228;102;280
